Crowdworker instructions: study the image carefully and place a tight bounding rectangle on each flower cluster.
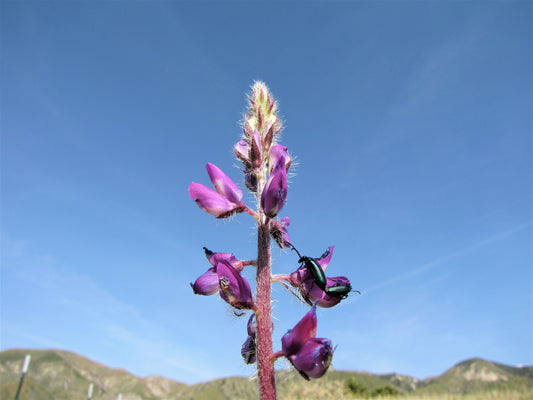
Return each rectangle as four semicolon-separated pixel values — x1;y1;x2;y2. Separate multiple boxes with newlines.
190;248;254;310
279;302;334;380
187;82;356;397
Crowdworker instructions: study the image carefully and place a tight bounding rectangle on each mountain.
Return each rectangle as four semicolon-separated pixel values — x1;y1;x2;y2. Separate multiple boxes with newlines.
417;357;533;395
1;349;531;400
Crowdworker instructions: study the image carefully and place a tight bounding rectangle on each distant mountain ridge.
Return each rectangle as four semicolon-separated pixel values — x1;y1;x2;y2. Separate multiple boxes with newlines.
1;349;531;400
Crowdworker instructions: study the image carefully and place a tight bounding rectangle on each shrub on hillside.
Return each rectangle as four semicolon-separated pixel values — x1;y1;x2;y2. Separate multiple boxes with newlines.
345;378;368;396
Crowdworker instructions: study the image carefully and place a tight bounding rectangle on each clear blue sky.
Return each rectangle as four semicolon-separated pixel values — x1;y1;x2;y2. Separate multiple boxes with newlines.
1;1;531;385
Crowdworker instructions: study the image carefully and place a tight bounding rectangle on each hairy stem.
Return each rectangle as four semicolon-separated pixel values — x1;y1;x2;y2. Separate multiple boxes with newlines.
256;217;276;399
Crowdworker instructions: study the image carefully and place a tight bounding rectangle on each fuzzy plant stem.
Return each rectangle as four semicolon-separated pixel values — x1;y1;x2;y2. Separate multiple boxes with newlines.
255;213;277;399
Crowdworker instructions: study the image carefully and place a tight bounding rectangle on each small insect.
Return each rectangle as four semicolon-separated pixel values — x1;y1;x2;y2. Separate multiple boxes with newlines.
325;284;356;299
290;243;360;300
290;244;327;291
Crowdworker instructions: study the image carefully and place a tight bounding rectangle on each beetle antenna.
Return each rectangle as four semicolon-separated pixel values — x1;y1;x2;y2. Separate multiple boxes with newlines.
289;243;302;259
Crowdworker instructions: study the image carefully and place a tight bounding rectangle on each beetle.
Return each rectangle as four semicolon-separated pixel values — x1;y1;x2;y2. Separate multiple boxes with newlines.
325;284;352;298
299;255;327;291
291;245;327;291
325;284;360;299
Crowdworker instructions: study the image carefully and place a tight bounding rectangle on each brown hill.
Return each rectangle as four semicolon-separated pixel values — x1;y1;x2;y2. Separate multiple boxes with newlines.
1;349;531;400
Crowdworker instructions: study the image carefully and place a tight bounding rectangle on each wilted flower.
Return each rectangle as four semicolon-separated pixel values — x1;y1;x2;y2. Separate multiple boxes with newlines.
270;216;291;249
241;336;256;364
188;163;246;218
241;314;257;364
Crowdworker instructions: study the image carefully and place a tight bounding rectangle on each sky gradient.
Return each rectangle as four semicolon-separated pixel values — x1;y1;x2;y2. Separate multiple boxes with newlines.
2;1;532;385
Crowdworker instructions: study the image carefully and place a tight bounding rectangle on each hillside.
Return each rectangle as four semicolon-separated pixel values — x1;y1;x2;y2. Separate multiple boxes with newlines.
417;358;533;395
1;349;531;400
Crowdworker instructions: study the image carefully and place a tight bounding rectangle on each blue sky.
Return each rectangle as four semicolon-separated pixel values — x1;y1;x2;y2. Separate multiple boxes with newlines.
1;0;531;385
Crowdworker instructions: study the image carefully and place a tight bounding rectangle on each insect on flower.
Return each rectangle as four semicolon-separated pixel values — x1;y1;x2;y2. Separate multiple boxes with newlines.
290;244;327;291
290;244;358;300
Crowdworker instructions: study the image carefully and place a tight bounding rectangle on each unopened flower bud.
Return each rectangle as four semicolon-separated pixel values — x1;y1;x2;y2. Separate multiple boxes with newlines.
234;140;251;168
260;163;288;218
244;170;258;193
269;144;292;174
270;217;291;249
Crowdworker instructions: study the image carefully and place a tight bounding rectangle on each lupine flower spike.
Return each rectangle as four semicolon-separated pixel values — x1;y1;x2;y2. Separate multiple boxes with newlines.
188;82;356;400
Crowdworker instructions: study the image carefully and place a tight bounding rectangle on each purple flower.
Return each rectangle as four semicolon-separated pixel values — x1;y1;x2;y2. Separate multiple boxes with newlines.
203;247;245;271
260;162;288;218
269;144;291;174
188;163;245;218
190;267;219;295
281;302;335;380
270;216;291;249
234;139;251;167
289;246;352;308
290;337;334;380
206;163;243;204
281;303;317;357
304;276;352;308
217;261;254;310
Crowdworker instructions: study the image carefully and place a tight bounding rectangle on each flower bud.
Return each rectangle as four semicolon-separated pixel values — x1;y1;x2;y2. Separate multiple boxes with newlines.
250;130;262;168
269;144;291;174
270;217;291;249
234;139;251;168
244;170;258;193
260;163;287;218
247;313;257;338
